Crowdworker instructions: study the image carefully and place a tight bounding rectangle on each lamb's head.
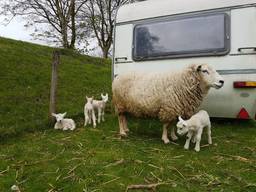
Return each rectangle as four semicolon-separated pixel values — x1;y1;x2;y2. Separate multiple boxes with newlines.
86;96;94;104
176;116;189;136
52;112;66;123
195;64;224;90
101;93;108;103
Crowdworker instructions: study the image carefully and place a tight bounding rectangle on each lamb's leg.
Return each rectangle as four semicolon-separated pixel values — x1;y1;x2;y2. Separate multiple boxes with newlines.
170;126;178;141
84;111;88;126
118;113;127;136
88;111;92;124
102;109;105;122
162;123;170;144
97;108;101;124
195;128;203;152
207;124;212;144
184;131;193;150
92;111;97;128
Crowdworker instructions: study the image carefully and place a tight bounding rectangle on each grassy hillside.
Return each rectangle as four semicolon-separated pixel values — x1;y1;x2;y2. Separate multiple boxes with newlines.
0;37;111;138
0;37;256;192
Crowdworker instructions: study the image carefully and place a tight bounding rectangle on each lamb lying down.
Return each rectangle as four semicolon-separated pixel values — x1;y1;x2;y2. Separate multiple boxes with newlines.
52;112;76;131
176;110;212;152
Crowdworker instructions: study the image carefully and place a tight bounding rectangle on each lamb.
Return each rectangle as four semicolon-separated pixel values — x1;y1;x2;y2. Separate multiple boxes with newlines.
84;96;97;128
93;93;108;123
176;110;212;152
52;112;76;131
112;64;224;143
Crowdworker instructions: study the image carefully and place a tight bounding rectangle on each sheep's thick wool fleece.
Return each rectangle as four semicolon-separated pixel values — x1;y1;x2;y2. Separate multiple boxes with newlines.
112;65;207;122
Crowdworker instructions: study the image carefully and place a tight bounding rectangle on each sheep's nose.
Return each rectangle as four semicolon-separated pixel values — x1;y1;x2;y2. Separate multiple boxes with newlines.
219;80;224;85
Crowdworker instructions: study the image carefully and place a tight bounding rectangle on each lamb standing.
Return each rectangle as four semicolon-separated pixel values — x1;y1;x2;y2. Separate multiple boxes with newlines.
84;96;97;128
112;64;224;143
52;112;76;131
93;93;108;123
177;110;212;152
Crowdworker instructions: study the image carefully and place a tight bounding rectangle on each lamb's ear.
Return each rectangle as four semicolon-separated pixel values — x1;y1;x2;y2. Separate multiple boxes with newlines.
52;113;56;117
86;96;88;100
101;93;103;97
106;93;108;97
62;112;67;117
178;116;184;122
197;65;202;72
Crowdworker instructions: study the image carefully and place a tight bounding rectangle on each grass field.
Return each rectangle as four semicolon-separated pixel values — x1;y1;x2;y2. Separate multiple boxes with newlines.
0;37;256;192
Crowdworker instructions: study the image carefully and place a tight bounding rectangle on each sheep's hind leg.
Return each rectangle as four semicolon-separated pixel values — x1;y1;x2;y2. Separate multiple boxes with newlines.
118;113;127;136
122;115;129;133
170;126;178;141
162;123;170;144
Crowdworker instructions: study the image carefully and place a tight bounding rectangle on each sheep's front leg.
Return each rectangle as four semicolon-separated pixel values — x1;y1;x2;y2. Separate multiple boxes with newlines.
195;128;203;152
184;131;193;150
207;124;212;145
118;113;127;136
162;123;170;144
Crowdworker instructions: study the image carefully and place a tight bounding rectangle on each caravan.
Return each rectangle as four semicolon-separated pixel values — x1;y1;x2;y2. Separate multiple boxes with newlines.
113;0;256;119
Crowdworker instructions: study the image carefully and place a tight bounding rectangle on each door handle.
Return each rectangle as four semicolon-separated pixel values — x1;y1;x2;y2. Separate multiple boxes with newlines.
238;47;256;52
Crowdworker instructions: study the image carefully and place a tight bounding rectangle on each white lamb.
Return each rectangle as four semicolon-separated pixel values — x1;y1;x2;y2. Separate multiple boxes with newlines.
52;112;76;131
112;64;224;143
93;93;108;123
84;96;97;128
176;110;212;152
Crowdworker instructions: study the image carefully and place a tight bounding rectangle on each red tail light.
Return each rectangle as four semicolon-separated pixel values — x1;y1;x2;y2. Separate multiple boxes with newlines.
234;81;256;88
237;108;250;119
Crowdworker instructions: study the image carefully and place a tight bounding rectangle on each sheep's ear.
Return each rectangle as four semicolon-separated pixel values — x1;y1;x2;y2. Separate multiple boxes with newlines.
178;116;184;122
62;112;67;117
197;65;202;72
52;113;56;117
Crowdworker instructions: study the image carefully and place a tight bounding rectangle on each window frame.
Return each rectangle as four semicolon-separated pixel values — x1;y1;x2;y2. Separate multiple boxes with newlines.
132;12;231;61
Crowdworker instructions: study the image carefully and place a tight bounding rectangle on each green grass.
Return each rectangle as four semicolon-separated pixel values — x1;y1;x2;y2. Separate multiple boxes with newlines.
0;37;111;138
0;37;256;191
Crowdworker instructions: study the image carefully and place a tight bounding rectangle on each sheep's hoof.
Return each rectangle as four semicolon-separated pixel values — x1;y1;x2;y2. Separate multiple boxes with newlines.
120;132;127;137
171;135;178;141
162;138;170;144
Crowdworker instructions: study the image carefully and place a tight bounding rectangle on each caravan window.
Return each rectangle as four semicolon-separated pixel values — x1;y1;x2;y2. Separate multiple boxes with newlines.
133;13;230;60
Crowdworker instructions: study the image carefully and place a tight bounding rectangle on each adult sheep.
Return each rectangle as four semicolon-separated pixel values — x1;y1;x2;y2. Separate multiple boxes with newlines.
112;64;224;144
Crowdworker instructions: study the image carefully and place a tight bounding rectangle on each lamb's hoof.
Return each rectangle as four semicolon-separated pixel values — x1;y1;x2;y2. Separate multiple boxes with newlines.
194;148;200;152
184;145;189;150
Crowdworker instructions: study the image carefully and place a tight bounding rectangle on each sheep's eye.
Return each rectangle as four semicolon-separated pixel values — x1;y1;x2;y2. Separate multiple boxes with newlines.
202;70;209;74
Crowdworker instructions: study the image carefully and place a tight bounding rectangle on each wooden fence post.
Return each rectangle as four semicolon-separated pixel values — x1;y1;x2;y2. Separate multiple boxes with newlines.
49;50;60;122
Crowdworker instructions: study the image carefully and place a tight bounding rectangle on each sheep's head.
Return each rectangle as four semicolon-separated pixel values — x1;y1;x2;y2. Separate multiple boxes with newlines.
101;93;108;103
86;96;94;104
195;64;224;89
52;112;66;123
176;116;189;135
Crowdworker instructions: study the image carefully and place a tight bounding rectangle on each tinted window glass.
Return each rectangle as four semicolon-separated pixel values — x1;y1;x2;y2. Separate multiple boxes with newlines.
133;14;229;60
